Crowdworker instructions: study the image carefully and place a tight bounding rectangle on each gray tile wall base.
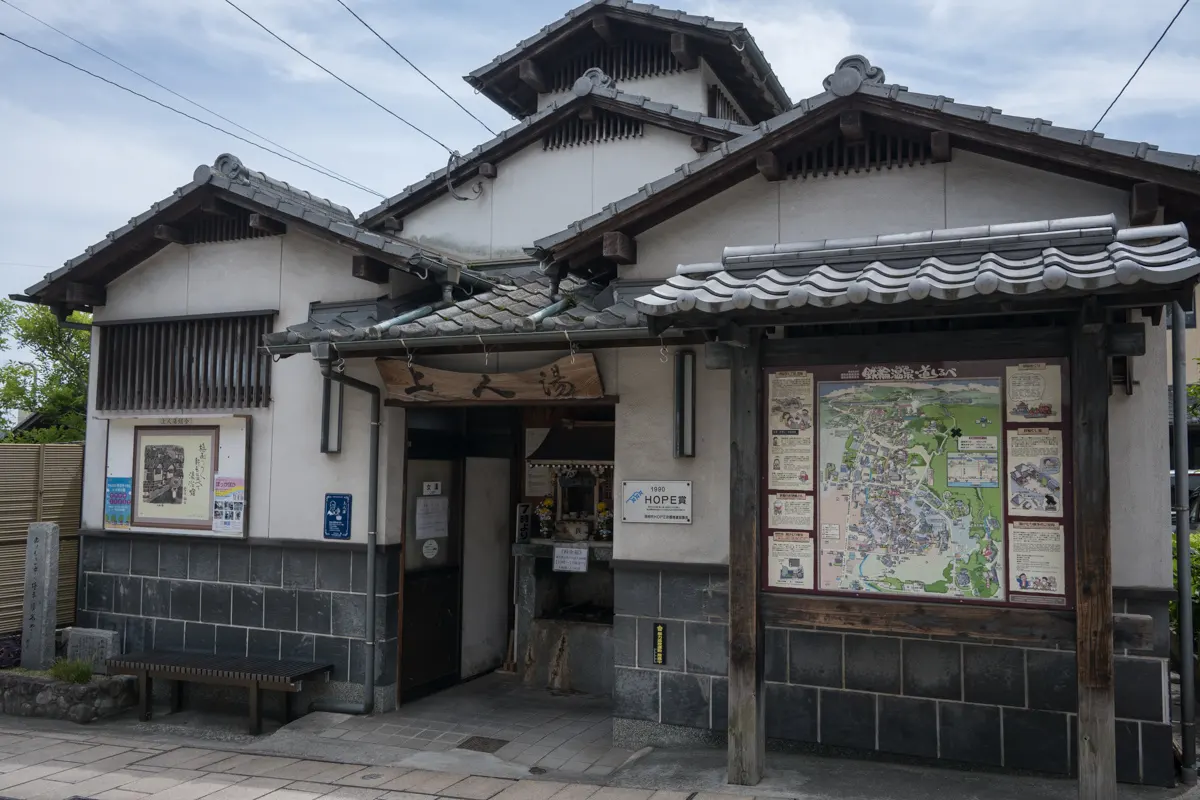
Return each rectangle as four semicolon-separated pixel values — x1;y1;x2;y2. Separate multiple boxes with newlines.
79;533;401;714
148;676;398;718
612;565;1175;788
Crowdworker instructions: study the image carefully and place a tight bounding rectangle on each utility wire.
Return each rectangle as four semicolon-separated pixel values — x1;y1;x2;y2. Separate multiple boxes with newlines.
222;0;454;154
0;30;386;197
0;0;377;196
1092;0;1191;130
332;0;496;136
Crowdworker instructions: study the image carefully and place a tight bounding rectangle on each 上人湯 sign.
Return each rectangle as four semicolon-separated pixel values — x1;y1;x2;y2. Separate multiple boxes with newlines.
621;481;692;524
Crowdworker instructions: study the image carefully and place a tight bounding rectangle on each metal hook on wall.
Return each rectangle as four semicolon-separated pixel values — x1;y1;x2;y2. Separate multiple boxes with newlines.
333;357;346;374
564;330;578;363
659;336;669;364
477;334;490;368
412;265;429;281
401;338;413;366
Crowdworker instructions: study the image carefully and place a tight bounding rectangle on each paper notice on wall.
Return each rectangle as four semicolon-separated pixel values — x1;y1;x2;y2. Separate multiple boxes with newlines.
769;492;814;531
768;371;814;491
1007;428;1064;518
415;496;450;539
211;476;245;534
525;427;553;497
820;523;840;546
1006;363;1062;423
1009;521;1064;595
767;532;814;590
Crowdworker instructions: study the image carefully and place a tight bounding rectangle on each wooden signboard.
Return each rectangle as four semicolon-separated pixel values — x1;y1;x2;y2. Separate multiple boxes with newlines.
377;354;604;404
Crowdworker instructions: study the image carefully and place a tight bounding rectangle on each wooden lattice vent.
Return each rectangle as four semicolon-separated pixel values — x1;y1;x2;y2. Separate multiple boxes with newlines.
549;38;681;91
96;313;273;411
707;84;749;126
784;128;934;180
543;108;644;150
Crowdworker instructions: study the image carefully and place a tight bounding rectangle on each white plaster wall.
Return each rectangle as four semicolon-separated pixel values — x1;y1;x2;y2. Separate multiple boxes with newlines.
402;129;696;264
460;457;512;677
613;346;730;564
84;231;393;545
1111;313;1172;588
628;150;1132;281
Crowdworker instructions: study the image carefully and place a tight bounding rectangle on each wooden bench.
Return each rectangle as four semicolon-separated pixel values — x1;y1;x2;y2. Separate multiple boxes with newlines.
107;651;334;734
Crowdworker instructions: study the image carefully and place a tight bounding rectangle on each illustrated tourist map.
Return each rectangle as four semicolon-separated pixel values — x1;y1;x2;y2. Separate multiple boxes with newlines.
817;374;1005;601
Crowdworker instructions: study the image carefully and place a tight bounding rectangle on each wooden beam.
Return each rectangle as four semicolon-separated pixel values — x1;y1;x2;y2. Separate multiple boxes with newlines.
381;216;403;233
690;135;709;153
247;213;286;235
839;110;864;142
64;282;105;307
518;59;547;93
153;224;187;245
1130;182;1160;226
591;15;618;45
727;333;763;786
931;130;951;163
756;151;783;182
477;162;498;180
1107;322;1146;356
601;231;637;265
351;255;390;284
760;593;1153;650
670;32;698;70
199;197;235;216
1072;306;1117;798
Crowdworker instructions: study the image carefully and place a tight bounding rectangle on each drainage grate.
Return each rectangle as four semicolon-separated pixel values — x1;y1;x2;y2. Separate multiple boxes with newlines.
459;736;510;753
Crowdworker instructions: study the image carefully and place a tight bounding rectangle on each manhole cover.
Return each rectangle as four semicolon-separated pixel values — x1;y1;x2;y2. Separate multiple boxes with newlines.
459;736;510;753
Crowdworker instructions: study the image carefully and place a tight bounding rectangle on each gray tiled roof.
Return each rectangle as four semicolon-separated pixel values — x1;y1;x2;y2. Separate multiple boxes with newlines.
635;216;1200;316
357;70;753;227
464;0;790;120
266;268;645;348
532;54;1200;255
24;154;480;300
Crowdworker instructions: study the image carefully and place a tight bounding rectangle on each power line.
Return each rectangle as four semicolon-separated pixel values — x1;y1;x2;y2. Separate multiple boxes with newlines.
0;262;52;268
0;0;377;196
332;0;496;136
1092;0;1192;130
0;30;386;198
222;0;455;154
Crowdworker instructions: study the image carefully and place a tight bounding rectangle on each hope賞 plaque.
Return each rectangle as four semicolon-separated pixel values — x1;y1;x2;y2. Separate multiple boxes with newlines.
621;480;692;524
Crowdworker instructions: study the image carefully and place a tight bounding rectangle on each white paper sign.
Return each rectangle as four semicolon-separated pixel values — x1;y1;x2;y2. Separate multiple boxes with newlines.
552;545;589;573
621;481;692;524
422;481;442;496
767;533;814;589
1006;363;1062;423
769;493;814;531
768;371;815;491
415;496;449;539
1009;521;1065;595
1007;428;1064;518
422;539;439;559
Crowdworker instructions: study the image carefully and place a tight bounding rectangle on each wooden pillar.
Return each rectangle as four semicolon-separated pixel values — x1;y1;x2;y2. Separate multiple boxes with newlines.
728;334;764;785
1071;308;1116;798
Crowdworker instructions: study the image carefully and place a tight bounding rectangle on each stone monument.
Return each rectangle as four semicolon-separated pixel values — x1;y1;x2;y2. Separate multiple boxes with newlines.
66;628;119;674
21;522;59;670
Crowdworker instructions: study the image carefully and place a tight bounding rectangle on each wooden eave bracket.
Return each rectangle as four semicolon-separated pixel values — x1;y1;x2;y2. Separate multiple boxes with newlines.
153;224;188;245
601;231;636;265
670;32;698;70
477;162;498;180
756;151;784;182
1130;182;1160;226
690;135;710;153
248;213;286;235
519;59;547;93
839;111;864;142
351;254;391;284
592;15;619;45
931;130;951;163
199;197;239;216
65;281;105;307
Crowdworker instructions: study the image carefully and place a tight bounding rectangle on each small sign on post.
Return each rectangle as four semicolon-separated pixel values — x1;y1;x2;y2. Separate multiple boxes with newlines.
323;493;352;540
22;522;59;670
552;545;589;573
653;622;667;665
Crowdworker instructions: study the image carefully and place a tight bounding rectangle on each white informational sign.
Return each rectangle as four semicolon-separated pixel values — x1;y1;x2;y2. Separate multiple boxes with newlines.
768;371;815;491
1009;521;1065;595
552;545;589;573
1006;363;1063;423
422;481;442;496
211;476;245;534
525;428;553;497
958;436;998;452
415;496;450;539
767;532;814;589
422;539;439;559
1007;428;1064;518
768;493;814;531
620;481;692;524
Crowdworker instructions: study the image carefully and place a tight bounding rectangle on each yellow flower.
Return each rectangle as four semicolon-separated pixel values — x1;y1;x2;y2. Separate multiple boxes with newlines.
596;502;608;513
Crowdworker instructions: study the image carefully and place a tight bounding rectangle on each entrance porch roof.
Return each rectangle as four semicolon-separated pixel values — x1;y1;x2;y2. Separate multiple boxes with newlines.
634;214;1200;320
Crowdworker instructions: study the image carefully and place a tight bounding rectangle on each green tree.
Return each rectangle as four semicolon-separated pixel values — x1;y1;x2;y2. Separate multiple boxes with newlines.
0;298;91;442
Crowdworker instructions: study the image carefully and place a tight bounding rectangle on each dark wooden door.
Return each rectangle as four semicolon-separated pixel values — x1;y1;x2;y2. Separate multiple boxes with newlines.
400;418;463;702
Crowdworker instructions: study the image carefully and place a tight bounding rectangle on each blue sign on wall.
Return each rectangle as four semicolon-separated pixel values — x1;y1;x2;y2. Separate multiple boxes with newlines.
323;493;352;540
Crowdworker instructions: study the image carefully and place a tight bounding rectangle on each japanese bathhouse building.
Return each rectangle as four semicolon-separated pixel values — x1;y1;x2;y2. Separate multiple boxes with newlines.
15;0;1200;791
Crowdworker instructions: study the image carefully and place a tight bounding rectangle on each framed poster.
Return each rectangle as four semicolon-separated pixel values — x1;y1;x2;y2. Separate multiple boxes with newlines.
132;426;219;530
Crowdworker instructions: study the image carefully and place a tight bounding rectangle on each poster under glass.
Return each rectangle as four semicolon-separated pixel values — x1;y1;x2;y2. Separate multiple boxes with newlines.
132;426;219;529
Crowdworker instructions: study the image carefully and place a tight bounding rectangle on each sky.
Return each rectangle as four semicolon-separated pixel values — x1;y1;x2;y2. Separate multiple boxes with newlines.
0;0;1198;312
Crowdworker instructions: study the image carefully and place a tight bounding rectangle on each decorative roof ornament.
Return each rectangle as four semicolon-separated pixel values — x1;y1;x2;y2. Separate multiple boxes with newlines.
822;55;886;97
212;153;251;184
572;67;614;96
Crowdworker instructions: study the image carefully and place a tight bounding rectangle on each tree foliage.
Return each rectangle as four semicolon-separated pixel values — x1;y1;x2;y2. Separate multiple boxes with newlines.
0;298;91;442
